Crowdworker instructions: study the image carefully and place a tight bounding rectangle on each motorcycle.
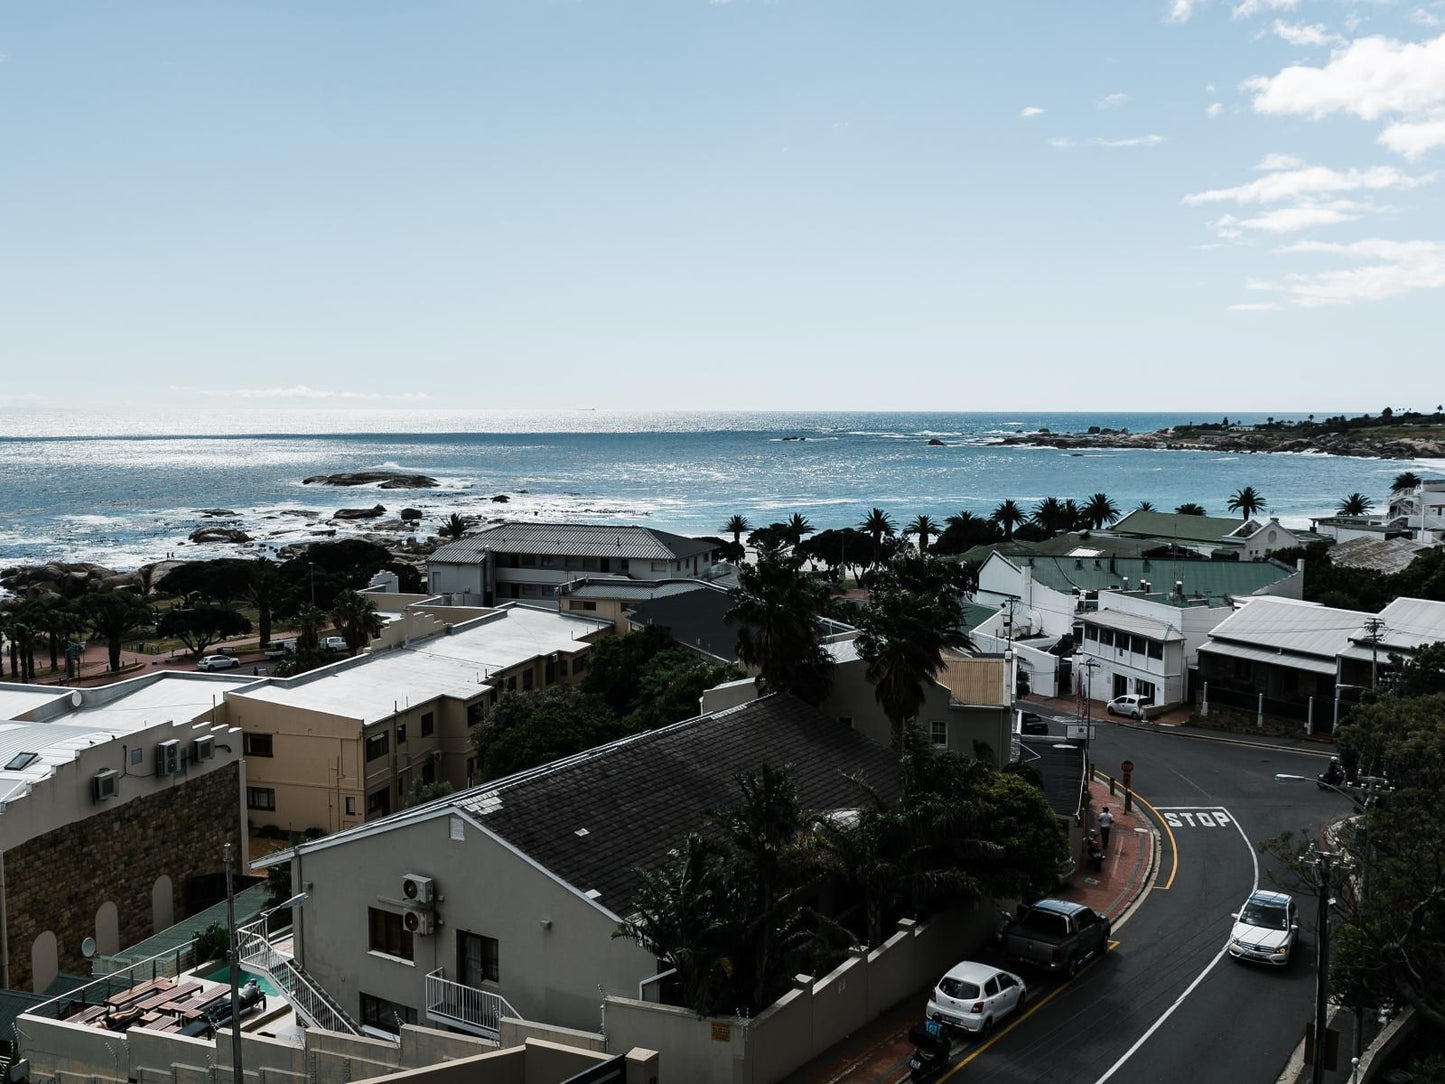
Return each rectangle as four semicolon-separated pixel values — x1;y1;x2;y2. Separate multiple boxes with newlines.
1318;757;1347;790
908;1020;954;1079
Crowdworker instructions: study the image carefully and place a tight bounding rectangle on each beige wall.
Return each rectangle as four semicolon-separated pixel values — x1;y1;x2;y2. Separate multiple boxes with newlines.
228;698;365;834
560;595;630;632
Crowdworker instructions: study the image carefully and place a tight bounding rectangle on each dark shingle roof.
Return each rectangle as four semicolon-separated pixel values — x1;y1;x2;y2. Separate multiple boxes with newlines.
460;695;902;914
431;522;716;563
629;586;739;662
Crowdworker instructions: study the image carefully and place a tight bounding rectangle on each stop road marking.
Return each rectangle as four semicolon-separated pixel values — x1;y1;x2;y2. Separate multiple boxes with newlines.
1159;808;1232;828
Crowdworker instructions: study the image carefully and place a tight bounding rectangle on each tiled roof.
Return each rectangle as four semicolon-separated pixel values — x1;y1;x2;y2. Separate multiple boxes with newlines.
459;695;902;915
1019;555;1295;600
1106;510;1244;544
431;522;716;563
628;586;740;663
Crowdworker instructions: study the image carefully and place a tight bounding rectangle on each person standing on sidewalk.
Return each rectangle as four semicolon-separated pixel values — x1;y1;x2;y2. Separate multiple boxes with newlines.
1097;807;1115;852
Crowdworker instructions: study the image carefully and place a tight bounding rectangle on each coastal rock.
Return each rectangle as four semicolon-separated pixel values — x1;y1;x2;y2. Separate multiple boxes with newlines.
188;526;253;544
400;508;423;521
491;494;510;503
278;509;321;518
0;561;120;596
333;505;387;520
195;508;239;518
926;438;946;447
303;471;439;489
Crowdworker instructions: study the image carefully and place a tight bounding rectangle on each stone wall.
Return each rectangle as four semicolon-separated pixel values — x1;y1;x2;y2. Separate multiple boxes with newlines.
6;761;242;990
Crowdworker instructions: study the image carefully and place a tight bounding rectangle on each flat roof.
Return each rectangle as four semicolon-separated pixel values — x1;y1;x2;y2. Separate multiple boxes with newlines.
233;604;611;725
0;685;72;721
431;521;716;563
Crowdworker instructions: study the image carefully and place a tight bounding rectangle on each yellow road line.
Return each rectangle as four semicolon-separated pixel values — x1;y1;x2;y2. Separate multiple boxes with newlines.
1094;770;1178;892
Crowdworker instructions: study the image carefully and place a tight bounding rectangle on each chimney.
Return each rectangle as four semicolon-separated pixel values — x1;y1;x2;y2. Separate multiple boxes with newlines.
1175;579;1184;597
1122;576;1130;591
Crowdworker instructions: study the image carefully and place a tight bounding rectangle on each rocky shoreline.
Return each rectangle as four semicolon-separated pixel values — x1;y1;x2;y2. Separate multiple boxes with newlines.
996;427;1445;460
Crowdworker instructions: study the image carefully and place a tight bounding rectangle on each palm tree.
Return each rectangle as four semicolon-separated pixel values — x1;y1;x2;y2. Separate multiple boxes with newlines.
1227;486;1266;519
989;500;1026;541
330;591;384;654
1062;499;1084;533
295;604;326;653
1337;493;1373;516
438;513;469;541
246;557;281;648
859;507;897;566
784;513;815;550
1136;501;1156;512
904;515;940;553
1174;502;1208;516
1391;472;1421;495
1031;497;1069;538
728;548;834;706
721;514;752;548
1081;492;1121;530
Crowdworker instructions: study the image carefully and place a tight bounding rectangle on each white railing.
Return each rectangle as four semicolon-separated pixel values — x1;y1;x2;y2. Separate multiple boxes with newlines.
425;968;519;1040
236;920;361;1036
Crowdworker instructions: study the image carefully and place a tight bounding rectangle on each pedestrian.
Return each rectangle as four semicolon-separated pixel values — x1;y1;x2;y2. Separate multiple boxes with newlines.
1097;807;1115;851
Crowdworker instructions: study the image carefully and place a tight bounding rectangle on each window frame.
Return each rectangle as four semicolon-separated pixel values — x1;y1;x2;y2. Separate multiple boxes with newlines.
243;733;274;757
367;907;415;961
246;787;276;811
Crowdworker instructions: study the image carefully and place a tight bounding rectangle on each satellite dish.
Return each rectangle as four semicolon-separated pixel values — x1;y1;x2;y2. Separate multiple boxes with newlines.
81;937;97;958
70;691;83;708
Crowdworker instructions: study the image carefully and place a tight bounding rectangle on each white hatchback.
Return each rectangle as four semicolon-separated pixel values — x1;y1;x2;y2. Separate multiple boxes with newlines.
1106;694;1151;719
925;961;1027;1036
1228;889;1298;967
196;654;241;671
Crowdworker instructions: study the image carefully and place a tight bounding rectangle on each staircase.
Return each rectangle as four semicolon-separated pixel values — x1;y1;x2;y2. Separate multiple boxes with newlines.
236;921;362;1035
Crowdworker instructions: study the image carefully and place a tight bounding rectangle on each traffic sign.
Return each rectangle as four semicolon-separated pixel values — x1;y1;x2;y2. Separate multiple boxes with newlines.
1121;760;1134;774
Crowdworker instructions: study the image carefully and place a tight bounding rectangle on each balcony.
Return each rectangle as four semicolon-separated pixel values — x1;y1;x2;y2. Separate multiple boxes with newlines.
425;967;520;1040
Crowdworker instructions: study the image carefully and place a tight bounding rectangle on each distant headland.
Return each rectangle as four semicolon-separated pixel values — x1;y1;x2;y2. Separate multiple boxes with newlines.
996;409;1445;460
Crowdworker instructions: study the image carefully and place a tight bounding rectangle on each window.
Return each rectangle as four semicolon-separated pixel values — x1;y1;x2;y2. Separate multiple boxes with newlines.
360;992;417;1034
930;720;947;746
572;652;587;674
558;658;569;677
544;660;556;685
366;732;389;762
650;561;668;573
345;796;358;815
396;722;407;745
1084;626;1099;643
838;716;854;729
422;760;436;785
4;752;38;771
243;733;273;757
578;600;597;611
1131;635;1147;655
1098;629;1115;648
131;747;144;765
421;711;434;737
368;908;414;960
367;788;391;817
519;554;537;568
506;676;517;692
458;930;500;985
1147;641;1164;660
246;787;276;810
522;669;534;691
1136;679;1156;702
619;559;630;572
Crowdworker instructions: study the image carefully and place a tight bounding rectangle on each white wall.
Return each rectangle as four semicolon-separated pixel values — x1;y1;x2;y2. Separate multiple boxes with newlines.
429;562;487;598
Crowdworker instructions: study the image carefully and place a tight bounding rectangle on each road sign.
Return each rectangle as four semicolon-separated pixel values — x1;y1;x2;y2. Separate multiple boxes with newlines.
1121;760;1134;774
1067;724;1095;741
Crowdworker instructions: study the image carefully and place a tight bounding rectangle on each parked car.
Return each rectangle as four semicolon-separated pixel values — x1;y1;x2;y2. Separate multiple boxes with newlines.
925;961;1027;1036
1227;889;1298;967
196;654;241;671
322;636;348;652
263;638;298;660
1006;899;1111;976
1018;711;1050;735
1106;694;1151;719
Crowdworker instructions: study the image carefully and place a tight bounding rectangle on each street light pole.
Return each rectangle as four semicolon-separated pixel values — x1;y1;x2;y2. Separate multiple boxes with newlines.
225;843;243;1083
1311;851;1333;1084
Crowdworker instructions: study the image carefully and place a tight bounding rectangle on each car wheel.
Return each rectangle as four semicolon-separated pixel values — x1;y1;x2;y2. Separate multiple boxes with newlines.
1106;705;1116;716
980;1016;994;1038
1066;953;1081;978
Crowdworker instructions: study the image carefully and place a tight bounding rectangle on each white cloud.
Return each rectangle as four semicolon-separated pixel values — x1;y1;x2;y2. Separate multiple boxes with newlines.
1253;238;1445;304
1409;8;1444;28
1092;134;1165;147
1378;112;1445;158
1233;0;1299;19
1048;136;1076;149
1254;151;1306;170
1246;32;1445;121
1206;102;1225;117
1212;202;1362;235
1269;20;1343;46
169;385;433;401
1228;301;1283;310
1168;0;1198;23
1205;83;1218;94
1183;164;1431;204
1097;92;1130;109
1020;106;1046;118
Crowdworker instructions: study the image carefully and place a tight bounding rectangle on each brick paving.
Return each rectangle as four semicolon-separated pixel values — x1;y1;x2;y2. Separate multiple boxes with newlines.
783;776;1157;1084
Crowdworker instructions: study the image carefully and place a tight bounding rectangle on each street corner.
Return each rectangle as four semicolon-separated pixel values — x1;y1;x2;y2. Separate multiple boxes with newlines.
1060;776;1156;925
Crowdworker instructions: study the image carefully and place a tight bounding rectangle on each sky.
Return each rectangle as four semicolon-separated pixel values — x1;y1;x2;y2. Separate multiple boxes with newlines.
1;1;1443;414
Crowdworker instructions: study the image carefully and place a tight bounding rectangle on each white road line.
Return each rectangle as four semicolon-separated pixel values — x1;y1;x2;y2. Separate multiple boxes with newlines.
1091;807;1258;1084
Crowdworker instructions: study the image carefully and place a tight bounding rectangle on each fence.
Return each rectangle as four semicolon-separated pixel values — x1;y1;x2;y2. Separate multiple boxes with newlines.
22;943;199;1022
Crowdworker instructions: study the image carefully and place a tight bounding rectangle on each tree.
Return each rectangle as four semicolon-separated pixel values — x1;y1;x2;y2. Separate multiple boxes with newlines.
1174;502;1208;516
247;558;282;648
1337;492;1374;516
1061;499;1084;533
277;539;416;612
933;512;1002;557
797;528;870;582
438;513;470;541
1226;486;1266;519
582;625;737;727
1391;472;1421;494
82;591;154;671
156;606;251;656
330;590;384;654
1081;492;1121;530
854;554;974;746
157;559;254;607
295;604;326;653
989;500;1026;541
904;515;940;554
729;547;834;706
1389;642;1445;697
1032;497;1070;537
1136;501;1156;512
473;686;633;781
403;778;455;808
784;513;815;550
721;515;752;552
0;601;40;682
859;507;897;567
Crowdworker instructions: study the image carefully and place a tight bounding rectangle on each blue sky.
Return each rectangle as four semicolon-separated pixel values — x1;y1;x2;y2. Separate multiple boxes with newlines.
1;1;1442;413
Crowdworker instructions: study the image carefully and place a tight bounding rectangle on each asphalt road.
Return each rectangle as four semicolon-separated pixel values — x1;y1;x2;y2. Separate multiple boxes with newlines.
921;713;1360;1084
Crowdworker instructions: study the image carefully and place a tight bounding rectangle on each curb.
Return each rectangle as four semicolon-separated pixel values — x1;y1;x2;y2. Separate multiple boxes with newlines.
1091;769;1160;935
1106;717;1337;759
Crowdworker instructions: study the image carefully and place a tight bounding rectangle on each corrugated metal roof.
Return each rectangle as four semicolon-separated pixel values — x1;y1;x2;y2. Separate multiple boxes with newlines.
936;656;1009;707
1205;597;1370;659
430;522;716;563
1083;610;1184;640
1198;640;1338;675
562;579;711;601
1023;555;1295;600
1339;596;1445;659
1106;510;1243;544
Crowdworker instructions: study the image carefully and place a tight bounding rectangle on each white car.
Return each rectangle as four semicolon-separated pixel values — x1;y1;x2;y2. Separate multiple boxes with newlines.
1106;694;1151;719
1228;889;1298;967
196;654;241;671
925;961;1027;1036
322;636;348;652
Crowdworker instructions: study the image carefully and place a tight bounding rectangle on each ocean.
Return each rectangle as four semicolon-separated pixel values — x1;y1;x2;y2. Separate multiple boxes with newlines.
1;408;1438;572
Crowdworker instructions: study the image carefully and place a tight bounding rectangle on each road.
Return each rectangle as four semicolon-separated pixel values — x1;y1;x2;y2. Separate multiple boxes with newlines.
928;714;1359;1084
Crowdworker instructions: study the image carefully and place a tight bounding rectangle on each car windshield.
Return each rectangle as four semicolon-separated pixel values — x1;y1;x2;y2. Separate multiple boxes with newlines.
1241;901;1289;930
938;978;982;1000
1015;909;1069;937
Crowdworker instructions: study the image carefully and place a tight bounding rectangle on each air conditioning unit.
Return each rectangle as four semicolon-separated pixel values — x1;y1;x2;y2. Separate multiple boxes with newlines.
401;874;436;905
155;739;180;777
192;735;215;762
403;907;436;936
92;769;119;802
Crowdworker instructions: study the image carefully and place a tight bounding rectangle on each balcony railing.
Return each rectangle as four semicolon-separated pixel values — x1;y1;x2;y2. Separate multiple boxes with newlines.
236;919;361;1036
425;967;519;1040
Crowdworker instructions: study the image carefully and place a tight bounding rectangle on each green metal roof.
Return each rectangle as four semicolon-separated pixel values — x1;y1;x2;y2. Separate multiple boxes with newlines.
962;532;1171;565
1106;509;1244;544
961;601;1001;630
1019;554;1295;601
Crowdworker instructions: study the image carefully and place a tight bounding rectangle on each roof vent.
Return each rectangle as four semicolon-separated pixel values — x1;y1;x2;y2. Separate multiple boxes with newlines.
575;827;590;837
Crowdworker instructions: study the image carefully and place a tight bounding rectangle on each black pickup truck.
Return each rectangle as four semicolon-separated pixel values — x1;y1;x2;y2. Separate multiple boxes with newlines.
1005;899;1111;977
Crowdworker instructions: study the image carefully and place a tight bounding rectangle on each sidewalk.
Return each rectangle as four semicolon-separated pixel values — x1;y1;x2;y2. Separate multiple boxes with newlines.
782;776;1157;1084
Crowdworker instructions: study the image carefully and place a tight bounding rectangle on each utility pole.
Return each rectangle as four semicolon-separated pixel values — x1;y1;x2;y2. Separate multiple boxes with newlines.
1310;851;1335;1084
1081;657;1099;769
225;843;243;1083
1362;617;1385;690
